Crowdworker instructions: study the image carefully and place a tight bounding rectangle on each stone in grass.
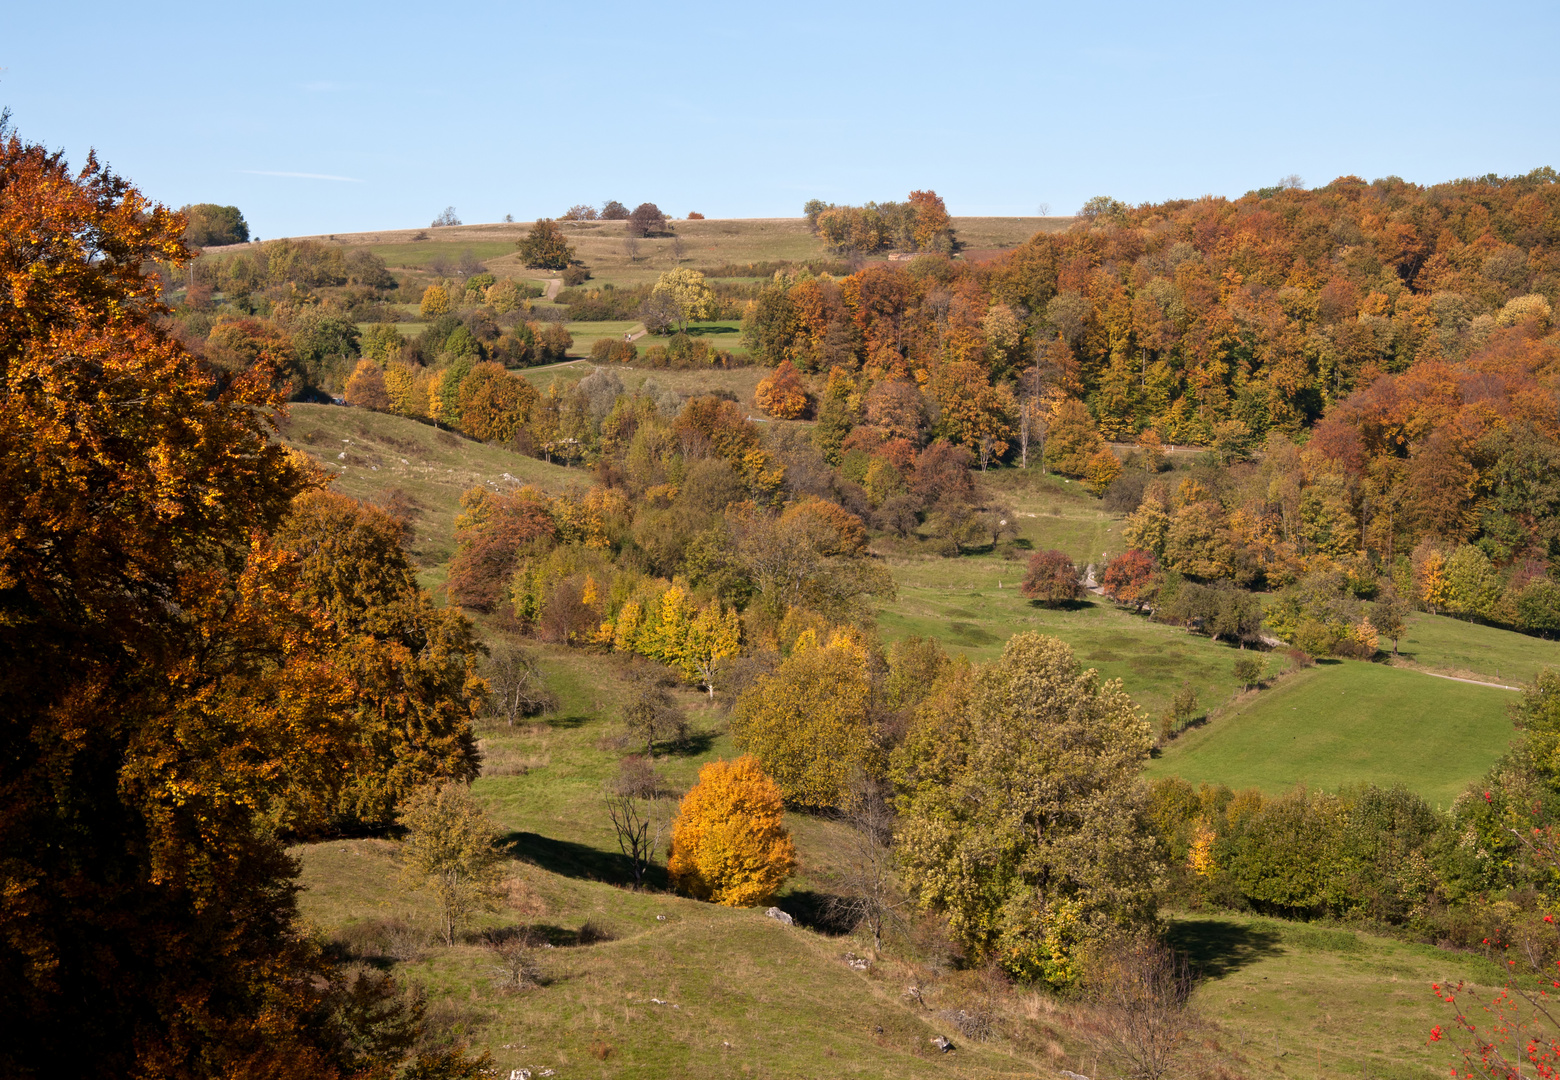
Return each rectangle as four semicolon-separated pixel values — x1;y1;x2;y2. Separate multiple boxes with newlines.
765;906;794;925
931;1035;955;1053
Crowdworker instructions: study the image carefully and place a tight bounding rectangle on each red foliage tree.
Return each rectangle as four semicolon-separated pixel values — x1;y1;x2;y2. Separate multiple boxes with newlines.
1021;549;1082;606
1101;549;1161;612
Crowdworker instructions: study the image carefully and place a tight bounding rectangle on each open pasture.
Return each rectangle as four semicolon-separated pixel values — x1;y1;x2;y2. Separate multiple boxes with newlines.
1148;660;1516;806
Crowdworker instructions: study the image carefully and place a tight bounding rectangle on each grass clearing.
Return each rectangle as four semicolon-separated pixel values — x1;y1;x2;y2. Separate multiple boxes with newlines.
278;404;581;568
1148;660;1516;806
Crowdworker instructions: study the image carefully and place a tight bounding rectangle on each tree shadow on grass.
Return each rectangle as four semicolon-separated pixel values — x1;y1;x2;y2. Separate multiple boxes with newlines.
684;324;739;337
660;731;717;758
540;712;590;730
1166;918;1284;980
773;888;856;936
502;831;669;891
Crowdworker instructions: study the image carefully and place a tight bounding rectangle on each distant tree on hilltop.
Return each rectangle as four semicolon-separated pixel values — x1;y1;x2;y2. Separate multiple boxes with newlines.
179;203;249;246
517;218;574;270
600;199;629;220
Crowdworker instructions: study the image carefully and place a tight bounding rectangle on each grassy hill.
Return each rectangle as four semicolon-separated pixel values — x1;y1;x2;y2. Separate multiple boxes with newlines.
271;405;1555;1076
277;404;581;571
292;642;1507;1080
249;215;1072;294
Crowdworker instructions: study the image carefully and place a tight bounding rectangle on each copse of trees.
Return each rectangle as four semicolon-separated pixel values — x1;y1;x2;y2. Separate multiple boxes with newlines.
804;190;954;255
180;202;249;246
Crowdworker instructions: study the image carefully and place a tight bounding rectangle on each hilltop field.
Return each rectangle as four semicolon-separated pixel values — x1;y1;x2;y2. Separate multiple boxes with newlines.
278;399;1558;1078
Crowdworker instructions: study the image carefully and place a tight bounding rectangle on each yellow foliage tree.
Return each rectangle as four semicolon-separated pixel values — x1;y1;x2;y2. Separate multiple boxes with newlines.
1187;819;1217;878
343;358;389;410
650;267;716;332
420;284;451;319
682;599;743;697
731;637;876;807
667;757;796;906
1083;447;1122;495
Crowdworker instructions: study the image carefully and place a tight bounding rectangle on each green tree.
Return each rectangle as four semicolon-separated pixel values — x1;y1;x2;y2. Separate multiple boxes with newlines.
892;633;1159;987
1443;544;1502;620
516;217;575;270
1233;654;1266;691
398;781;506;946
651;267;717;332
180;202;249;246
1371;588;1413;654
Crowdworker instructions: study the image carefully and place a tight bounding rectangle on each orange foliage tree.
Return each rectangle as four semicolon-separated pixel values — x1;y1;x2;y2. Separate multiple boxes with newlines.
755;359;808;418
668;756;797;906
0;117;489;1077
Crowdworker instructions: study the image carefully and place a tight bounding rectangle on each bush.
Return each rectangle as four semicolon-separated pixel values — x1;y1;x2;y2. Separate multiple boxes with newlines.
755;360;808;418
667;756;796;906
517;219;574;270
1021;549;1081;606
561;264;591;286
589;338;639;363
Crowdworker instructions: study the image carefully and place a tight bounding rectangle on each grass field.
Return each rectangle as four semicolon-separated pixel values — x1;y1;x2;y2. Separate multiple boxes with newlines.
224;216;1071;295
515;359;770;407
1147;660;1516;806
1394;611;1560;685
278;404;581;568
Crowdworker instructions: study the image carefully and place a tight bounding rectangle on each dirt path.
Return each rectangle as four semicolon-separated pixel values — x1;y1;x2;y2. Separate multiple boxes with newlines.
1409;669;1521;691
542;278;562;301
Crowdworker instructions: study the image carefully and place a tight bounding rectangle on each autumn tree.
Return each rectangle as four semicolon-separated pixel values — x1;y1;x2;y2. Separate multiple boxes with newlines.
1101;549;1161;612
344;357;390;409
680;599;743;697
755;358;809;418
628;201;668;237
447;488;557;612
1045;398;1106;476
1084;448;1123;495
600;199;629;220
731;631;877;808
1371;588;1413;655
650;267;715;331
516;218;575;270
420;283;451;318
892;634;1159;987
179;202;249;246
398;781;506;946
0;118;488;1077
667;756;797;906
274;490;484;831
1021;549;1082;606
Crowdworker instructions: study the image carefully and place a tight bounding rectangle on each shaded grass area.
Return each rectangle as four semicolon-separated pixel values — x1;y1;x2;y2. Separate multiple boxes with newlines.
1394;611;1560;684
1148;660;1516;806
1172;911;1507;1080
277;404;582;568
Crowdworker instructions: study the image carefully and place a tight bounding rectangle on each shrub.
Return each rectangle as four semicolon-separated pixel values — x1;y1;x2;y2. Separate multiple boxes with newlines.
687;211;705;220
1233;654;1266;691
667;756;796;906
1021;549;1081;606
1083;448;1122;495
589;338;639;363
561;264;591;286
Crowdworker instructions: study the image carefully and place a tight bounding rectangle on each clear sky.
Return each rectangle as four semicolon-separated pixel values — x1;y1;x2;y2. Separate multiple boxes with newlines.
5;0;1556;239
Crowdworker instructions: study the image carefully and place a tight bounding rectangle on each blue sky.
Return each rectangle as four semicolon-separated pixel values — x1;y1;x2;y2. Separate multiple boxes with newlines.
5;0;1556;239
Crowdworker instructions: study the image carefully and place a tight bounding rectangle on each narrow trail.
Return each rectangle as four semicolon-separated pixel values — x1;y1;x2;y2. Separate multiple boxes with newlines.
542;277;562;301
1406;668;1521;692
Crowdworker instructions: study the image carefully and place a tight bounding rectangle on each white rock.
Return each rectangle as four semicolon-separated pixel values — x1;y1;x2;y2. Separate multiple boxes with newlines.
765;907;794;925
